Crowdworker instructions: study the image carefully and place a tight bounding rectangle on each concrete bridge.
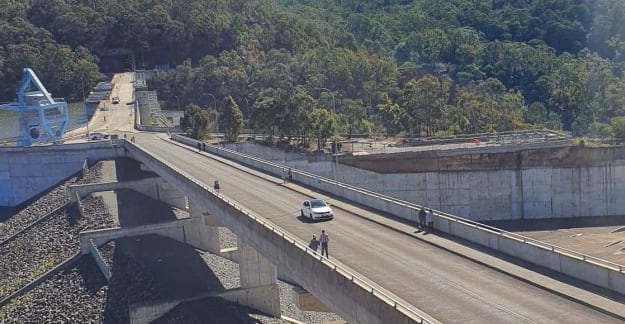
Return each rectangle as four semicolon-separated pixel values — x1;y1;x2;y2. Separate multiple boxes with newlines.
18;133;615;323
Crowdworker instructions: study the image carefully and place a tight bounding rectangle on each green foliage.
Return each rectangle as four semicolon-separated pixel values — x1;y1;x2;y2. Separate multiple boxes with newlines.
588;122;614;139
220;96;244;142
1;0;624;140
180;104;210;140
610;117;625;141
309;107;334;151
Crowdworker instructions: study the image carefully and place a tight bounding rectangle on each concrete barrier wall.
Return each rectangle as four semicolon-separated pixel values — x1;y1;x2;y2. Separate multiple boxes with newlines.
170;135;625;295
88;239;112;281
193;137;625;221
126;140;430;324
0;141;124;207
135;125;181;133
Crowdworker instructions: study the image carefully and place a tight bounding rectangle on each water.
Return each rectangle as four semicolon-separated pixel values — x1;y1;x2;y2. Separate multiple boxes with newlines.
0;102;89;139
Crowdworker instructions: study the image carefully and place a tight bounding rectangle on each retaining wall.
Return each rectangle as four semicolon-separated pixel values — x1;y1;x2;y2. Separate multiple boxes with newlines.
0;141;124;207
215;138;625;221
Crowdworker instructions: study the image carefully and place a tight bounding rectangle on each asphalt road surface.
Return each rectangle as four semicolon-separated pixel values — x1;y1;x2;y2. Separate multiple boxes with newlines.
134;133;625;324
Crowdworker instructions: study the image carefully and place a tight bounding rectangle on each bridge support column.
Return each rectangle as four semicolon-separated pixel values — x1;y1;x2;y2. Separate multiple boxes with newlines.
187;201;221;254
153;178;187;210
238;239;281;317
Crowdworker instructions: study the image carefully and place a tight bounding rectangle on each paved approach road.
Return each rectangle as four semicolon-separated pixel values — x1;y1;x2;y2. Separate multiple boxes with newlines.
134;133;624;323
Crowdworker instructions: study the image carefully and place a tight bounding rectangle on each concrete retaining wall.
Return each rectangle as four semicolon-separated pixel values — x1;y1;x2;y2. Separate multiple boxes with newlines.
0;141;124;207
126;140;430;324
88;239;111;281
135;125;180;133
170;135;625;296
211;138;625;221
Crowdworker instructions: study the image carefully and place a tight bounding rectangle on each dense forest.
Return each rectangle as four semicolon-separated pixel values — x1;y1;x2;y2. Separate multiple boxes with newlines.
1;0;625;141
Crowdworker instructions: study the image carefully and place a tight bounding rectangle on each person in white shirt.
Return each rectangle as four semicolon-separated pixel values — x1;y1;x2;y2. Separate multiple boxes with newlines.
426;209;435;230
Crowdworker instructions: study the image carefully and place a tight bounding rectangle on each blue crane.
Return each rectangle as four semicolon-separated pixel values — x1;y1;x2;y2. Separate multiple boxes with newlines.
0;68;69;146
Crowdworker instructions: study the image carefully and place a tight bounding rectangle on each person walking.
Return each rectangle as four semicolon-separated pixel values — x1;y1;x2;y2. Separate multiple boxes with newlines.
418;207;427;230
202;142;206;151
213;180;220;193
197;142;202;152
426;209;435;230
319;230;329;258
282;168;288;183
288;168;293;182
308;235;320;253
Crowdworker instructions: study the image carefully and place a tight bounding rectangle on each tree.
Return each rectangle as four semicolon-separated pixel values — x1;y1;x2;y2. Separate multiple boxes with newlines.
340;98;366;138
308;108;334;151
219;96;244;142
180;104;210;140
610;117;625;141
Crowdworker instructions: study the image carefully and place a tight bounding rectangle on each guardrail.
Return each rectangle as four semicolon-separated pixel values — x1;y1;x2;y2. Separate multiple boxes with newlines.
126;139;432;324
172;134;625;295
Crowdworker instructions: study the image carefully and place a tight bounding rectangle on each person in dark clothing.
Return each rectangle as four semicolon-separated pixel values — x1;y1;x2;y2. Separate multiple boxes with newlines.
308;235;320;253
197;142;202;152
319;230;329;258
418;208;427;229
213;180;220;193
288;168;293;182
202;142;206;151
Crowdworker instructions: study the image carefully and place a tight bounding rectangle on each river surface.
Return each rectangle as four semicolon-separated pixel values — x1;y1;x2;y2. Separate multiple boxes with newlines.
0;102;88;138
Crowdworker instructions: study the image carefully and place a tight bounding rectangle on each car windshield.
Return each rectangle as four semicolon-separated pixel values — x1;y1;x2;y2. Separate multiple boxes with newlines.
310;199;327;208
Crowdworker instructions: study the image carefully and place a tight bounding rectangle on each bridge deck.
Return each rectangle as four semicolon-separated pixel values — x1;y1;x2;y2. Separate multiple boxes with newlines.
134;133;625;323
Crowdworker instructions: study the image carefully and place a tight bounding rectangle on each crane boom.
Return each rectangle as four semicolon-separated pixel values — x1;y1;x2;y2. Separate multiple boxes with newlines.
17;68;56;104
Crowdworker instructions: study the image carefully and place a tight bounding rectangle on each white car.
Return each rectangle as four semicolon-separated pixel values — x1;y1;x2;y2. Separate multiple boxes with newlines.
300;199;334;221
89;132;109;140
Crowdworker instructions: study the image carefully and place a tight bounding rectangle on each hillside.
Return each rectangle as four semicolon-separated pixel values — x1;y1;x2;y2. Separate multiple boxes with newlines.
1;0;624;139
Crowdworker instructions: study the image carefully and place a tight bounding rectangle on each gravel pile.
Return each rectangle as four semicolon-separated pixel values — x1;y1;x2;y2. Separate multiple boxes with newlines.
0;163;103;242
0;256;108;323
0;195;114;300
